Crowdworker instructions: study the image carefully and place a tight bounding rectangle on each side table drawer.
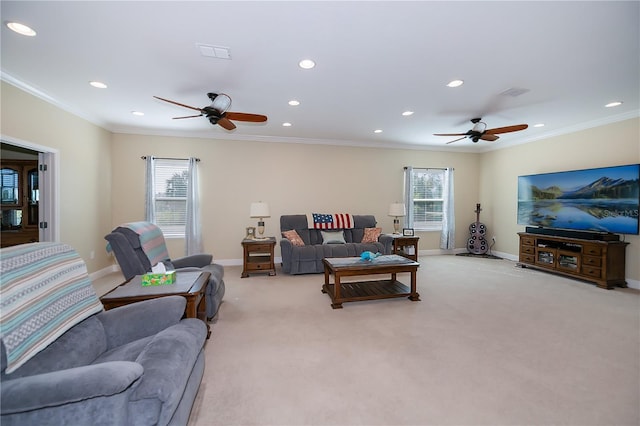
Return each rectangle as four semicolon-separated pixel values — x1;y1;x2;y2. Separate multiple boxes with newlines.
247;243;272;253
246;261;269;271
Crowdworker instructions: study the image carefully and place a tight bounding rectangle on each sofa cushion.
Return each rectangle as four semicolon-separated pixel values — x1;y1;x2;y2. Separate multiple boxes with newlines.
321;230;346;244
282;230;305;246
362;227;382;243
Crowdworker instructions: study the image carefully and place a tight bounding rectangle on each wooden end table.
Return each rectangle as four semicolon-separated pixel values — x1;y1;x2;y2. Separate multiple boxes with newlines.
241;237;276;277
390;235;419;261
100;271;211;338
322;255;420;309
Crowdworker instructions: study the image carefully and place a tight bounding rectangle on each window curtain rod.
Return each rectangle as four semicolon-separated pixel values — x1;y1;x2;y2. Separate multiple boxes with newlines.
403;166;448;170
141;156;200;162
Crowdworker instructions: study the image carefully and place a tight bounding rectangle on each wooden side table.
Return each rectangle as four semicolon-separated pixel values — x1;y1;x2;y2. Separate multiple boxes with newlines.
100;271;211;337
241;237;276;278
391;236;419;261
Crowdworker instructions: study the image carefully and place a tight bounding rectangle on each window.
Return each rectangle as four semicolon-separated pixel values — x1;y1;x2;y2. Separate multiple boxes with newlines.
405;167;445;231
149;158;190;238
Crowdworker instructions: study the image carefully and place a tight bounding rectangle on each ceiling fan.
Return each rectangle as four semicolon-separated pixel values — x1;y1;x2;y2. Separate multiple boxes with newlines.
434;118;528;144
154;93;267;131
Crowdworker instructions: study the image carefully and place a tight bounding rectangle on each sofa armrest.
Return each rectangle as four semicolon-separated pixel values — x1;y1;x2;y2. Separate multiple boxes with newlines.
279;239;293;273
378;234;394;255
128;319;207;425
171;254;213;269
97;296;186;349
0;361;143;414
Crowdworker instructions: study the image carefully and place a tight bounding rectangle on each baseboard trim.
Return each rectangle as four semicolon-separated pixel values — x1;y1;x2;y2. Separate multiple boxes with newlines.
89;264;120;281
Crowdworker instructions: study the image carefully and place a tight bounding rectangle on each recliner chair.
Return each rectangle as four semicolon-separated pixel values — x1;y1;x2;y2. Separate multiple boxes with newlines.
105;222;225;319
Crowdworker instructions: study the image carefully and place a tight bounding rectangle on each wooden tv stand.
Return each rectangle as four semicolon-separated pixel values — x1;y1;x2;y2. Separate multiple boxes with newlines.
517;232;628;289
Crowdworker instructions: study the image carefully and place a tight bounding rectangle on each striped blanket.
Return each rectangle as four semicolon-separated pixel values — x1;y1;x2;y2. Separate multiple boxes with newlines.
306;213;354;229
0;243;103;374
121;222;170;267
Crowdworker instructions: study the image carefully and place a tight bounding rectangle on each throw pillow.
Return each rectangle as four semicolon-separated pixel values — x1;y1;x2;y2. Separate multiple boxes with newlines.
321;230;346;245
362;227;382;243
282;230;305;246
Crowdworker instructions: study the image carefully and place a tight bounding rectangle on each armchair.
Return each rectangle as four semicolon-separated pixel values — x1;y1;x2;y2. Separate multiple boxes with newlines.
105;222;225;319
1;242;207;426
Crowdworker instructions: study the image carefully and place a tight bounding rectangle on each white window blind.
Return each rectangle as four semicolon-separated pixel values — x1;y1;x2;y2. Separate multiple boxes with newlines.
406;168;445;231
152;158;189;237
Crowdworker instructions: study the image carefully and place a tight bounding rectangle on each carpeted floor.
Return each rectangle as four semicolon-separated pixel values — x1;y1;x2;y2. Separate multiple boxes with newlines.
188;255;640;426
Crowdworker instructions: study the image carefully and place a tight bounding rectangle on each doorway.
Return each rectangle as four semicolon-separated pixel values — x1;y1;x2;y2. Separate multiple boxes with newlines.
1;137;58;247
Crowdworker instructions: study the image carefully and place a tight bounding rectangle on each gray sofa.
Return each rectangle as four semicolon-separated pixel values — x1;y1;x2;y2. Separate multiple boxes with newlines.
280;214;393;274
1;242;207;426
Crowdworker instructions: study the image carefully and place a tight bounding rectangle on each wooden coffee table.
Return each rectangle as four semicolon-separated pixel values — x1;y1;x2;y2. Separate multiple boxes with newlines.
101;271;211;337
322;255;420;309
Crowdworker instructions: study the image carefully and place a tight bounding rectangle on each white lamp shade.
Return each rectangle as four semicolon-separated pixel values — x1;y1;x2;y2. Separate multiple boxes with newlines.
388;203;406;217
250;202;270;218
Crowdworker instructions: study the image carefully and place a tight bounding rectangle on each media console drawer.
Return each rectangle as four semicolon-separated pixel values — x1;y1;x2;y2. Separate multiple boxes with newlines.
517;232;628;290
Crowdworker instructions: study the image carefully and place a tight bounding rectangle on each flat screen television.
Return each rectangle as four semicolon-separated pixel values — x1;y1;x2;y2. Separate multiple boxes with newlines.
518;164;640;235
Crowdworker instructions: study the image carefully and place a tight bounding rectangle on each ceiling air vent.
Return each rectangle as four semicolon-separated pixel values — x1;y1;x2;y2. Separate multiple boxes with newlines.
196;43;231;60
500;87;530;97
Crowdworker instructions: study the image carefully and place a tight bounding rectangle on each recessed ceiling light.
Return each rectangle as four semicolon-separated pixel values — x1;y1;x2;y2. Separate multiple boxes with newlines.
282;122;292;127
89;81;107;89
374;129;383;134
298;59;316;69
446;79;464;88
402;111;414;116
605;101;623;108
132;111;144;116
288;100;300;106
7;22;36;36
533;123;545;128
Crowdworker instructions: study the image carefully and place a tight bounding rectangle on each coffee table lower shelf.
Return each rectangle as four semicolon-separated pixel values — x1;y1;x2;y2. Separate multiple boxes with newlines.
322;279;418;308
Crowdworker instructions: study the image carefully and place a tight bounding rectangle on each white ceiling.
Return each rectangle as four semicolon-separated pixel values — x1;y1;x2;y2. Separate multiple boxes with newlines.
1;1;638;152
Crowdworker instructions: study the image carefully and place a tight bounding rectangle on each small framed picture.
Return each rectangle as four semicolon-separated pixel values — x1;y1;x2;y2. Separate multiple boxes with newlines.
403;228;414;236
245;227;256;239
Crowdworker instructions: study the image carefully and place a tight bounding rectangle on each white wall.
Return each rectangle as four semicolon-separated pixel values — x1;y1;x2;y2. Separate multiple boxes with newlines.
1;81;113;272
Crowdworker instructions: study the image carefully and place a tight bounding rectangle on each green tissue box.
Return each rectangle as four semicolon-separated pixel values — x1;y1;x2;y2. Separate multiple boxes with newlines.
141;271;176;286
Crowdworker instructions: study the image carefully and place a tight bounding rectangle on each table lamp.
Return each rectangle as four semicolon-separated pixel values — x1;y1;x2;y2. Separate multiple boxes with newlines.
250;202;270;239
388;202;406;234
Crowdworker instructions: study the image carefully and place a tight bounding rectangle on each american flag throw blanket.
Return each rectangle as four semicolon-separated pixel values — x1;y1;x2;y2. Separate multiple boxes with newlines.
0;243;103;373
307;213;354;229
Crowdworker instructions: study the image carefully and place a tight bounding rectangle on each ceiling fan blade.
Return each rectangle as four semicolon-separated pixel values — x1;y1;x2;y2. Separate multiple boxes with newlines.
485;124;528;135
172;114;203;120
434;133;467;136
154;96;203;113
446;136;467;144
217;117;237;130
480;133;499;142
226;112;268;122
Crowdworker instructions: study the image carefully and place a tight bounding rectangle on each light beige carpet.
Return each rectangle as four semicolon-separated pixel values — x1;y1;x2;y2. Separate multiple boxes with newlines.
188;255;640;426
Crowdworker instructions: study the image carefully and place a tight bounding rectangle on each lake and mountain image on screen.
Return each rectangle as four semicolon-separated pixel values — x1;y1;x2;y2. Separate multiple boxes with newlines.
518;164;640;235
